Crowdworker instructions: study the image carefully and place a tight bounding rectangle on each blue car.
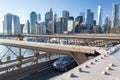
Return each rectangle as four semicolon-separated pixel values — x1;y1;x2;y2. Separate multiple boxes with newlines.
52;55;77;72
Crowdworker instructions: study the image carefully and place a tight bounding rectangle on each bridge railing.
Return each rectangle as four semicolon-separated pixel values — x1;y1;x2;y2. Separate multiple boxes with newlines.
0;45;60;75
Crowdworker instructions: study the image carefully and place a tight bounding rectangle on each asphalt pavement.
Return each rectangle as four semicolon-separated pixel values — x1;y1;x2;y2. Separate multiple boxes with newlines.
18;67;63;80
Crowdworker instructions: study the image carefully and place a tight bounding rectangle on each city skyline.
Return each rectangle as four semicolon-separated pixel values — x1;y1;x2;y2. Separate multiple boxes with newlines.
0;0;120;32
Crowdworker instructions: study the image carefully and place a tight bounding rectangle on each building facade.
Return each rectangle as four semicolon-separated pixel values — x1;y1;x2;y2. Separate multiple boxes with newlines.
86;9;94;26
54;13;57;34
97;4;102;26
104;16;111;33
112;3;119;28
36;21;46;35
3;13;21;35
12;15;21;34
80;12;85;22
67;17;74;33
45;8;53;34
3;13;13;34
30;12;37;34
23;20;30;34
62;10;69;18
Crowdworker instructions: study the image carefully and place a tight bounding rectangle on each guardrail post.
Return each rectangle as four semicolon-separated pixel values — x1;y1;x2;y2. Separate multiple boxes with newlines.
16;48;23;68
33;51;39;64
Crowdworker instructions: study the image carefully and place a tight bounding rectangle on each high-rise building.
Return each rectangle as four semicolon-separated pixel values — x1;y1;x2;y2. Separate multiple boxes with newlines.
56;18;62;34
3;13;13;34
3;13;20;34
45;8;53;34
38;13;41;21
75;16;83;23
38;21;46;35
54;13;57;34
55;17;67;34
12;15;21;34
86;9;94;26
30;12;37;34
62;10;69;32
62;10;69;18
23;20;30;34
86;9;91;24
80;12;85;22
112;3;119;28
67;17;74;33
61;17;68;32
2;21;4;34
91;12;94;26
20;24;24;34
50;8;53;20
97;4;102;26
104;16;111;32
74;16;83;33
34;21;46;35
93;20;96;26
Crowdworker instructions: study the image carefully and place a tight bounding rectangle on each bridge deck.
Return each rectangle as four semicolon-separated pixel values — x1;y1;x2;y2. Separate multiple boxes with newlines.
0;34;120;40
0;39;95;54
56;45;120;80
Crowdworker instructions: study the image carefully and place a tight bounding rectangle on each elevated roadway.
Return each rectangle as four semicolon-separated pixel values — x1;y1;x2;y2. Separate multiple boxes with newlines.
56;44;120;80
0;34;120;40
0;39;95;54
0;39;98;65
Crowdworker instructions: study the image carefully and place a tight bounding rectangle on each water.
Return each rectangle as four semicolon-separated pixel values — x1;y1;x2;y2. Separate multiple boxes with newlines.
0;45;34;61
0;44;59;74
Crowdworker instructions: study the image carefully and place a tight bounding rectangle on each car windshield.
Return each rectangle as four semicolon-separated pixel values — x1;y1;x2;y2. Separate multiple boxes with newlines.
59;56;71;62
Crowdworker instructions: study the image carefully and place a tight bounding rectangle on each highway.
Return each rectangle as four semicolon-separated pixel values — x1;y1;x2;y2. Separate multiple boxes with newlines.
55;45;120;80
0;34;120;40
18;66;63;80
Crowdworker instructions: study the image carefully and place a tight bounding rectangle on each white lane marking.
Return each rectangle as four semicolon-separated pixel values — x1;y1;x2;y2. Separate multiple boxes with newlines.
38;66;52;72
16;75;29;80
16;66;51;80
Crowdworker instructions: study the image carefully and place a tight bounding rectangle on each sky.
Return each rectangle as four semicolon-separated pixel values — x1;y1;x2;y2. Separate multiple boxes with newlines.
0;0;120;32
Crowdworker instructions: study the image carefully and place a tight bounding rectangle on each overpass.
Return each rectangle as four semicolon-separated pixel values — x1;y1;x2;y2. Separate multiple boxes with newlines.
56;44;120;80
0;39;96;65
0;34;120;40
0;34;119;80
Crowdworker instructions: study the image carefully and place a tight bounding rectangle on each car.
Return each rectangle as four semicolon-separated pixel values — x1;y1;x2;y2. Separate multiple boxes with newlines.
105;43;113;47
52;55;77;72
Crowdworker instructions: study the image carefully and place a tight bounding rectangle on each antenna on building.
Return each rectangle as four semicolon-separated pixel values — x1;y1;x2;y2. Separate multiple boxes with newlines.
98;0;102;5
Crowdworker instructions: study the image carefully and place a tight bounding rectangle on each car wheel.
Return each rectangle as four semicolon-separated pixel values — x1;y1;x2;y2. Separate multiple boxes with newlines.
64;67;68;72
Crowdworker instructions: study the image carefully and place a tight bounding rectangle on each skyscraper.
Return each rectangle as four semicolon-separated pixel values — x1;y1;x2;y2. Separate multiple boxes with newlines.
3;13;13;34
3;13;20;34
75;16;83;23
104;16;111;32
56;18;62;34
67;17;74;33
62;10;69;32
97;4;102;26
45;8;53;34
54;13;57;33
112;3;119;28
55;17;68;34
30;12;37;34
61;17;68;32
37;21;46;35
12;15;21;34
38;13;41;21
80;12;85;22
50;8;53;20
23;20;30;34
20;24;24;34
86;9;94;26
62;10;69;18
